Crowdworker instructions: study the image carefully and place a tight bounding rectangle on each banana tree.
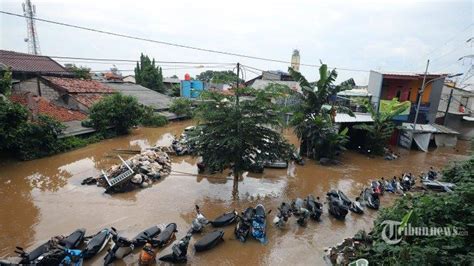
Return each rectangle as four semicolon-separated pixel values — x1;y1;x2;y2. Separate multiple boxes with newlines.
354;98;408;155
289;63;355;160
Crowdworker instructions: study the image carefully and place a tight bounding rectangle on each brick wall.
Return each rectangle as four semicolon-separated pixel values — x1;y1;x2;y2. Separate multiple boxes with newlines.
13;77;60;101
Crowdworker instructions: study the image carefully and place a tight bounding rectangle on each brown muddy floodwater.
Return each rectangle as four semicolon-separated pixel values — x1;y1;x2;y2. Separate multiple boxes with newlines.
0;120;470;265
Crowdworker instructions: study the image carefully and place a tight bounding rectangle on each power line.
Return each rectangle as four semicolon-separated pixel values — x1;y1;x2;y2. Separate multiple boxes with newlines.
0;11;380;73
0;11;317;66
423;23;474;59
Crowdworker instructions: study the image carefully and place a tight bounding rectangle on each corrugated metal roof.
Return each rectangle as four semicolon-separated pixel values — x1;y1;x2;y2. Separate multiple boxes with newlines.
250;80;302;93
401;123;459;134
104;82;173;110
338;88;372;97
431;124;459;135
335;112;373;123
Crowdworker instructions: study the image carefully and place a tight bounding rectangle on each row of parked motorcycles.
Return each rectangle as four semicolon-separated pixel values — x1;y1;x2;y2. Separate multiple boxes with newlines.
0;186;382;266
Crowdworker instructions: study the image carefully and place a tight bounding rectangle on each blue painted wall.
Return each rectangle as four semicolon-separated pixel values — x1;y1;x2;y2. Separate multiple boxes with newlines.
181;80;204;98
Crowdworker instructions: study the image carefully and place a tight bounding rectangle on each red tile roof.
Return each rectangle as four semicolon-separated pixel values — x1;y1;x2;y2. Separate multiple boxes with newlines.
10;94;87;122
0;50;68;74
71;93;106;108
42;76;116;93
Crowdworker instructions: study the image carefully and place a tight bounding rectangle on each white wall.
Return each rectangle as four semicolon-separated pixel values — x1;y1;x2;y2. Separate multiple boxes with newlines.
367;71;383;110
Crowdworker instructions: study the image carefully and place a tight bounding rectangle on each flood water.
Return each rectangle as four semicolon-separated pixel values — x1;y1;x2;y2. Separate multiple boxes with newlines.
0;120;470;265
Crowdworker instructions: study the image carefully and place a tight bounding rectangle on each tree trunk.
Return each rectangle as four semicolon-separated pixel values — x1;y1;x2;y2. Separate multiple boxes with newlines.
232;171;240;200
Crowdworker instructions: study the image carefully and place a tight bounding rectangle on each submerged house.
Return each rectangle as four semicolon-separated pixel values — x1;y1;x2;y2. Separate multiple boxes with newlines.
368;71;458;151
13;76;116;113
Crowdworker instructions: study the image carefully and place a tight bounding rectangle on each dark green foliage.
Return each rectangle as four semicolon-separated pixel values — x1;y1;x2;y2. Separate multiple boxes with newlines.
65;64;91;79
188;88;293;184
196;70;243;84
0;98;29;150
140;106;168;127
289;64;354;160
169;98;193;117
0;98;120;160
0;68;13;95
135;53;165;93
355;158;474;265
353;99;406;155
89;94;143;135
13;115;66;160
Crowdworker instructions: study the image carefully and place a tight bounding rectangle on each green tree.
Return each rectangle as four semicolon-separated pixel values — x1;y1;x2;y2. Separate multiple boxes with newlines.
0;68;13;95
140;105;168;127
0;98;29;151
169;98;194;117
196;70;243;84
66;64;91;79
89;94;143;135
353;98;408;155
135;53;165;93
188;88;293;196
289;64;355;160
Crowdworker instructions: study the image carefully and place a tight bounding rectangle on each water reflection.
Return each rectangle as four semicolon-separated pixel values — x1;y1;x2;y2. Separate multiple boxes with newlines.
0;119;470;265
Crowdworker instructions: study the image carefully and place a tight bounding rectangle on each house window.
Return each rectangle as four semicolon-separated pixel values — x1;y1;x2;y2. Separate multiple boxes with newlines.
407;90;411;101
396;90;401;99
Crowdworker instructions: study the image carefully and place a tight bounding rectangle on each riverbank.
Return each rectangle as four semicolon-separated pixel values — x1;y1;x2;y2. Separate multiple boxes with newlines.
0;120;470;265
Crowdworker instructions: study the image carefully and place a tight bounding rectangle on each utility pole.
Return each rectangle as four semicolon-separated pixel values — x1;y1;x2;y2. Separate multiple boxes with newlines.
412;59;430;131
236;62;240;105
444;89;454;126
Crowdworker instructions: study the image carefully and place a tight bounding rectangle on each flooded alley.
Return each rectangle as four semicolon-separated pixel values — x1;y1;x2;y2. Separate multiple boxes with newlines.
0;120;470;265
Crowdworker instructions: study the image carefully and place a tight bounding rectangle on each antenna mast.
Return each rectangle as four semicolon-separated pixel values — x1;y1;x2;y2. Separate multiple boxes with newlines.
22;0;41;55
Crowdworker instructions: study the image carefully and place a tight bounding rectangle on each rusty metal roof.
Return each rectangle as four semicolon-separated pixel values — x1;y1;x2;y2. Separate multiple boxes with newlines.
42;76;116;93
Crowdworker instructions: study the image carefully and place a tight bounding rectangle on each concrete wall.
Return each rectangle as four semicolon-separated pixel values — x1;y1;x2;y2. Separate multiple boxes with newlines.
444;113;474;140
367;71;383;110
13;77;60;101
427;78;444;124
438;86;474;115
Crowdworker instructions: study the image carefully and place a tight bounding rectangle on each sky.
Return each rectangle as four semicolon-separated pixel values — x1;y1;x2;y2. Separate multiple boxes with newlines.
0;0;473;86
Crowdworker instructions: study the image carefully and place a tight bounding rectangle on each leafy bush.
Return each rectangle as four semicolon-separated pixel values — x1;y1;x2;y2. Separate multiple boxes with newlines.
354;157;474;265
170;98;193;117
89;93;144;135
140;106;168;127
0;98;29;150
12;115;66;160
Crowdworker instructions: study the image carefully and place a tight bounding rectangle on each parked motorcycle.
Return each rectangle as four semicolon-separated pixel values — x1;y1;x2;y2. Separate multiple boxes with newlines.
305;195;323;221
82;228;113;259
210;211;238;227
235;207;254;242
159;230;193;263
191;205;209;233
152;223;178;248
104;226;161;265
291;198;310;226
327;190;349;220
251;204;269;244
362;188;380;210
273;202;292;228
194;230;224;252
337;190;364;214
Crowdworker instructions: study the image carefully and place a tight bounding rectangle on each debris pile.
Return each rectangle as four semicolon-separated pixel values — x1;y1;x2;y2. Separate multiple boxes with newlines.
82;147;171;193
324;230;372;265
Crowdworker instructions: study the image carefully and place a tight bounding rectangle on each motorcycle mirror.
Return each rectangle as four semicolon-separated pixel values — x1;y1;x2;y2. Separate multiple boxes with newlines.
111;227;117;232
267;209;272;214
15;246;24;251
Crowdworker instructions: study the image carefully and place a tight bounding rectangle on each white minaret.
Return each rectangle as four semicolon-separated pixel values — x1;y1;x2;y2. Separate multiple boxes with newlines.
22;0;41;55
291;49;300;71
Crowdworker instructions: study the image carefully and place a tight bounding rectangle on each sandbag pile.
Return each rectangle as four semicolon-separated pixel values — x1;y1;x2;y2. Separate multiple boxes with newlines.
83;147;172;193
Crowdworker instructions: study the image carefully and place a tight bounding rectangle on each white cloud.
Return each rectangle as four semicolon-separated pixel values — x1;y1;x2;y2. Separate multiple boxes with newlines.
0;0;472;84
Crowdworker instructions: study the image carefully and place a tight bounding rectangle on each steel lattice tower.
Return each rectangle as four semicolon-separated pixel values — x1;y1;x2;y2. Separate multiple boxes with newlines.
22;0;41;55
